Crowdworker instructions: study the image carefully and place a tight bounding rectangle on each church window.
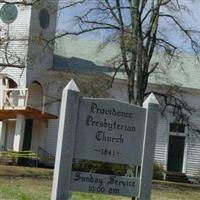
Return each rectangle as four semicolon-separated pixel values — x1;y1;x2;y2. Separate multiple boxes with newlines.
0;4;18;24
39;8;50;29
170;123;185;133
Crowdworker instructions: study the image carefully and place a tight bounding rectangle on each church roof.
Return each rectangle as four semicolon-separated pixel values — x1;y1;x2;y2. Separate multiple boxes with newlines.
53;36;200;91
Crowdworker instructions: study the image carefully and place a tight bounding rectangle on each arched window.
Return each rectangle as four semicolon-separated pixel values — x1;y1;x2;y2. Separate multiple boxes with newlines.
28;81;44;110
3;77;17;88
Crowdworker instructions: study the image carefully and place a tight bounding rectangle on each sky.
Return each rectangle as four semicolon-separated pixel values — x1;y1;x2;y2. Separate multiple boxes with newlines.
56;0;200;53
165;1;200;52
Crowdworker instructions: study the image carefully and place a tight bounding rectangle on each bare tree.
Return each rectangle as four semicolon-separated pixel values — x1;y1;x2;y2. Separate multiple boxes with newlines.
56;3;200;191
1;1;200;131
51;1;200;146
56;0;200;105
2;1;197;97
1;1;200;103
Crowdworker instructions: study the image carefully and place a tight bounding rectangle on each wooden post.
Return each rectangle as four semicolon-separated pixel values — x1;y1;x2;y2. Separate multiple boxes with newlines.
51;80;80;200
0;120;6;150
13;114;25;151
0;78;3;108
138;93;159;200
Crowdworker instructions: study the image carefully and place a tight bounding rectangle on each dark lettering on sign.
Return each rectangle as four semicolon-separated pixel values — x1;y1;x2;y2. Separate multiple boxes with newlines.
108;188;120;194
72;172;138;196
90;103;133;119
74;172;103;187
95;131;124;144
85;115;136;133
94;148;122;157
88;185;119;195
108;175;136;187
88;186;105;193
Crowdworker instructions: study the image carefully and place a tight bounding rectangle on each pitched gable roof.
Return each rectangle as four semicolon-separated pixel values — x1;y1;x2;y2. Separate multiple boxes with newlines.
53;36;200;90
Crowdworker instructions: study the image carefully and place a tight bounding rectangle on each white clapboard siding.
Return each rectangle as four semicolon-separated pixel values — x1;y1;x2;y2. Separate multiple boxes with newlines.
0;41;28;86
0;67;26;87
186;130;200;176
186;138;200;176
0;3;31;87
45;102;60;156
0;3;31;40
183;93;200;176
154;114;169;169
7;4;31;40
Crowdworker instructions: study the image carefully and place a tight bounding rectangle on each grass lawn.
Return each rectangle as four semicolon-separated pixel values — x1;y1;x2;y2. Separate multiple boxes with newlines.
0;165;200;200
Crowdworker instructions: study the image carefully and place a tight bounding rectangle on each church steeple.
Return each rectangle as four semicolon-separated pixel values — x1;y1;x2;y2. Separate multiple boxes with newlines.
26;0;59;85
0;0;59;87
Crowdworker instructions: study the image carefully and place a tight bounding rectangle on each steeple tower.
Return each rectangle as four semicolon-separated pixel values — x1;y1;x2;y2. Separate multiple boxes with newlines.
0;0;59;87
0;0;59;152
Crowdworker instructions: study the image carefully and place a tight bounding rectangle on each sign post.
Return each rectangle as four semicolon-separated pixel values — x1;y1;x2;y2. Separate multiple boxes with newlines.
138;94;159;200
51;80;159;200
51;80;80;200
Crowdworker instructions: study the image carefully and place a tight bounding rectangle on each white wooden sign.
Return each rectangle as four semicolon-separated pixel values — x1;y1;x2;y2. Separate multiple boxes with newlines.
51;80;159;200
74;98;146;165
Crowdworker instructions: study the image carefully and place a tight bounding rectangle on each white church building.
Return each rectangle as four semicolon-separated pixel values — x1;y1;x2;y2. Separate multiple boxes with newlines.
0;1;200;181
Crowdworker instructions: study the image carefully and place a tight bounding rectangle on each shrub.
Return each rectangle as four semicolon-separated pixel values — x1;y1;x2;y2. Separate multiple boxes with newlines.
153;162;165;180
195;168;200;184
0;150;38;166
73;159;128;176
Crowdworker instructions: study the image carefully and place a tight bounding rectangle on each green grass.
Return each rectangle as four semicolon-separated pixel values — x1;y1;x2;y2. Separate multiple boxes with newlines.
151;182;200;200
0;165;200;200
0;177;51;200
